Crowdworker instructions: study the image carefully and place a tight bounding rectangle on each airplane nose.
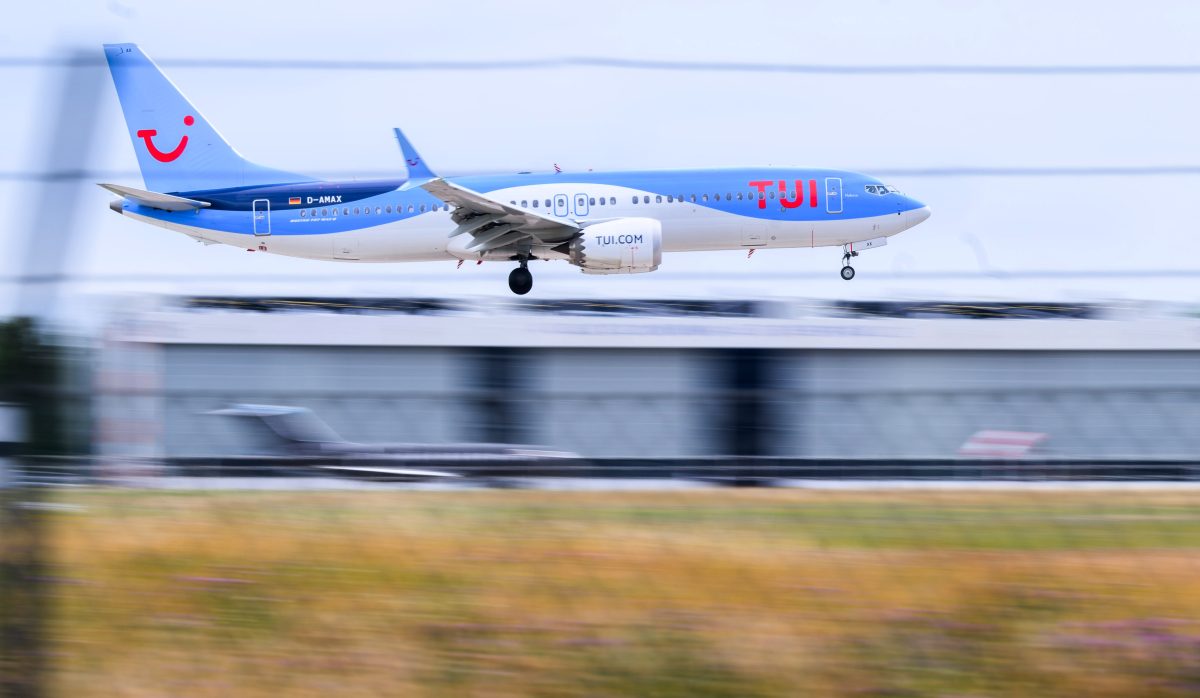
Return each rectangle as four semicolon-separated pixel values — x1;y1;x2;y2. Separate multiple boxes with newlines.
906;205;931;228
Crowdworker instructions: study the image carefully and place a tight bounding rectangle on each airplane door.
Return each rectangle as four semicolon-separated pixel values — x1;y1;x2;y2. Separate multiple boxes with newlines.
574;193;589;217
553;194;568;217
252;198;271;236
825;178;843;214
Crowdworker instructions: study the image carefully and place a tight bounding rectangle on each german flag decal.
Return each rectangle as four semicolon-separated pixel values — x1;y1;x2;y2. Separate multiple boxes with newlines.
288;196;301;205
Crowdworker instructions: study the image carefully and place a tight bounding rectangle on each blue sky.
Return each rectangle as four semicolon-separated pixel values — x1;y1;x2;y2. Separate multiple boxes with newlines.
2;0;1199;309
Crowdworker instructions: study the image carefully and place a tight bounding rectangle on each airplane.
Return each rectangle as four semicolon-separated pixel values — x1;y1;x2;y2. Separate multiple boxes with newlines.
209;404;579;481
100;43;931;295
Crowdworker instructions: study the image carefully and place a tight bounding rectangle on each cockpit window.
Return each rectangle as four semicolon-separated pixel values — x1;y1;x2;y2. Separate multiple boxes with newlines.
865;185;885;195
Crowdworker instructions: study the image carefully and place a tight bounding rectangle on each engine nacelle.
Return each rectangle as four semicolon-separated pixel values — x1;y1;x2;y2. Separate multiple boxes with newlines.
569;218;662;275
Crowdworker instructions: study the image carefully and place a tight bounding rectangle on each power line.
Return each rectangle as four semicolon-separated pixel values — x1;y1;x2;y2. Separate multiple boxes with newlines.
5;55;1200;75
6;270;1200;285
5;166;1200;183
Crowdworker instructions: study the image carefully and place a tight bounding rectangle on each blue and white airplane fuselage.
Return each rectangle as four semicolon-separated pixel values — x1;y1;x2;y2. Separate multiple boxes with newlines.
102;44;930;293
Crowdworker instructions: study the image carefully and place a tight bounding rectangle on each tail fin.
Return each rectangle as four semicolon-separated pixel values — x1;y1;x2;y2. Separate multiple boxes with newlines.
103;43;310;194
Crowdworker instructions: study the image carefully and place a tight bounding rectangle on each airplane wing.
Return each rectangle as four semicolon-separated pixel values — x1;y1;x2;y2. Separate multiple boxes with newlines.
317;465;462;480
392;128;579;253
99;183;211;212
425;178;580;252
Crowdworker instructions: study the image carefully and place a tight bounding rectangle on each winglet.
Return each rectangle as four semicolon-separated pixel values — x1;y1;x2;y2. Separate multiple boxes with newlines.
394;128;436;189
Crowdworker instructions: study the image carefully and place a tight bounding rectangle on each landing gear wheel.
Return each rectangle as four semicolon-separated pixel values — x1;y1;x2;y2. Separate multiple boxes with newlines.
508;266;533;295
840;265;856;281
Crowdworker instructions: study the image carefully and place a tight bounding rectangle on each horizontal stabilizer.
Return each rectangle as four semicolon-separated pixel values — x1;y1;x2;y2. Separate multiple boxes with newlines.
99;183;210;212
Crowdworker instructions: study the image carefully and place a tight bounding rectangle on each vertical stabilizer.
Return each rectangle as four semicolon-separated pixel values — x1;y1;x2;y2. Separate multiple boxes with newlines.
103;43;311;193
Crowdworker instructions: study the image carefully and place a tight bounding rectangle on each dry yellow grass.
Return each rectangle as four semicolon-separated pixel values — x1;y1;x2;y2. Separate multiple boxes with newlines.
38;488;1200;696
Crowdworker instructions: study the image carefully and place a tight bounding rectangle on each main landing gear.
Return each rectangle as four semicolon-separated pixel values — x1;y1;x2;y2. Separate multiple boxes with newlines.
840;247;858;281
508;259;533;295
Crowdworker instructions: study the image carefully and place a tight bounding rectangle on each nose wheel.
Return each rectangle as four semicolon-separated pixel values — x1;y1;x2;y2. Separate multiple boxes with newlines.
840;250;857;281
508;263;533;295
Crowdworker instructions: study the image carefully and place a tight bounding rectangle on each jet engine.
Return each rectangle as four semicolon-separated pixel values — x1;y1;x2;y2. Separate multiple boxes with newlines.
569;218;662;274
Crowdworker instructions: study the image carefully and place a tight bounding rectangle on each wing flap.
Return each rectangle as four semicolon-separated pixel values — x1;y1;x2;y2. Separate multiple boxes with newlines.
468;230;531;252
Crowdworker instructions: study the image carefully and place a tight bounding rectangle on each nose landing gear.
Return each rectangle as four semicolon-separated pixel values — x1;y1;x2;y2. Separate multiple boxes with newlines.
508;259;533;295
840;247;858;281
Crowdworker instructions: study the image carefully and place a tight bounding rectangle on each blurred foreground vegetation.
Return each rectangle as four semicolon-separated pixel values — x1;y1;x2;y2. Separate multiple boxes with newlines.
45;489;1200;696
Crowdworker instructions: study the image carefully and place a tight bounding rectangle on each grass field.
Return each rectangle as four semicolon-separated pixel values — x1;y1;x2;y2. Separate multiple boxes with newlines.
37;488;1200;696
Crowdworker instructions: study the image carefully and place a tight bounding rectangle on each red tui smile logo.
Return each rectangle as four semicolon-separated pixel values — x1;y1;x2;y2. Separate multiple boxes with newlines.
137;115;194;162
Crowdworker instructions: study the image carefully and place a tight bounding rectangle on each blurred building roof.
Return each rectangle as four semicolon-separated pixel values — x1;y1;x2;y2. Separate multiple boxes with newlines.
101;295;1200;351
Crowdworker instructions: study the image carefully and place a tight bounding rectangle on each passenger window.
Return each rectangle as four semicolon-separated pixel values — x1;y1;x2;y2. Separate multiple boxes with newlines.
690;194;696;202
354;207;360;214
321;208;328;216
726;193;731;201
343;208;349;215
374;207;380;214
659;195;665;203
736;193;743;200
643;195;650;204
386;205;392;214
702;194;709;202
420;204;426;212
311;209;317;216
300;209;306;217
632;196;638;204
544;199;550;208
589;197;595;206
532;200;539;208
406;205;413;213
598;198;605;206
609;197;615;205
364;207;371;215
521;200;528;207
